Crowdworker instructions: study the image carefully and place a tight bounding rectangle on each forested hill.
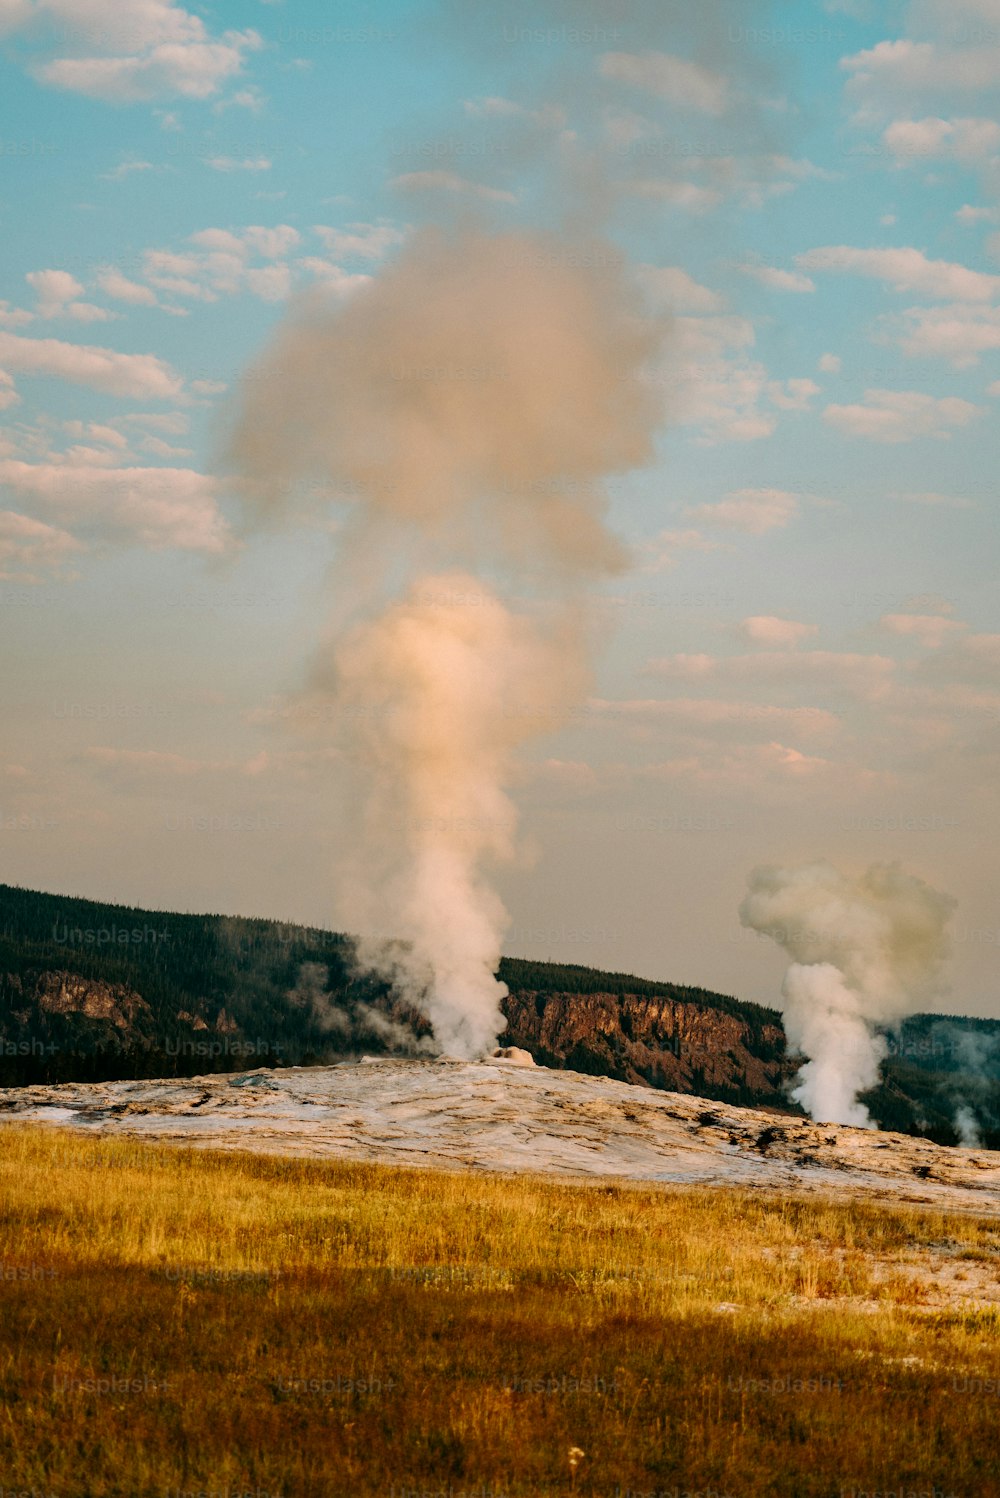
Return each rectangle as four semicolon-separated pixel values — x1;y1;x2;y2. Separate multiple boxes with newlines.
1;882;997;1146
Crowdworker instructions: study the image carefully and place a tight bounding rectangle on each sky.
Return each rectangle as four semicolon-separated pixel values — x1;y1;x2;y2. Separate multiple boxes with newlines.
0;0;998;1019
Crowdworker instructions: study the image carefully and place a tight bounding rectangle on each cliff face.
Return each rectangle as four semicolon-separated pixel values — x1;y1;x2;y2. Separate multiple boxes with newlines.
501;990;791;1106
28;971;153;1029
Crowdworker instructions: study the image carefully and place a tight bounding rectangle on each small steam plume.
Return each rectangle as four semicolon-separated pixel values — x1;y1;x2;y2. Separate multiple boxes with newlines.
286;961;350;1035
927;1023;1000;1146
739;861;956;1127
286;961;437;1055
231;227;667;1058
953;1105;982;1148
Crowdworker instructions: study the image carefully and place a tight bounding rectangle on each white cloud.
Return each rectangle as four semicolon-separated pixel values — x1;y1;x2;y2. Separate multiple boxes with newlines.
204;155;271;172
0;330;182;399
188;228;247;255
768;378;820;411
843;38;1000;103
625;179;722;213
0;457;230;554
659;315;777;443
686;488;800;533
463;96;566;129
740;264;816;293
797;244;1000;301
818;352;842;373
141;435;193;458
0;370;19;410
0;301;34;329
627;156;831;216
883;116;1000;163
389;170;517;204
599;50;729;115
25;268;112;324
893;303;1000;365
213;86;264;114
101;159;159;181
823;388;981;441
97;267;159;306
241;224;300;259
296;260;372;298
133;229;305;305
313;223;405;262
6;1;264;103
640;528;718;573
243;263;292;302
956;203;1000;224
879;612;967;648
0;508;83;581
64;420;128;451
635;264;724;312
122;411;189;435
739;616;819;647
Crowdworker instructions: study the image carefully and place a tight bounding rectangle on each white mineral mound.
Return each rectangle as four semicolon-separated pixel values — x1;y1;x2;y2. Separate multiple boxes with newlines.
2;1058;997;1214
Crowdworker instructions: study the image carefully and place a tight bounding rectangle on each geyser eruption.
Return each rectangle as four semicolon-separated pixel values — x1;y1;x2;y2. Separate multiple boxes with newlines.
739;861;955;1127
332;572;588;1058
230;227;667;1058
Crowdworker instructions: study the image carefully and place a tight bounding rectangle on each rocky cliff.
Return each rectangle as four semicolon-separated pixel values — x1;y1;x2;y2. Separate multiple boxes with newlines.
501;990;789;1105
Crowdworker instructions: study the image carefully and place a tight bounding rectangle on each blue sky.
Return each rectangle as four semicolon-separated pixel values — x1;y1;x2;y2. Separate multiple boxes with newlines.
1;0;998;1017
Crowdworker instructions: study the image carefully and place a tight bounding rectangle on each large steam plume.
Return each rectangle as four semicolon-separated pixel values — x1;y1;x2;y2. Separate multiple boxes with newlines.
230;228;667;1057
740;861;955;1127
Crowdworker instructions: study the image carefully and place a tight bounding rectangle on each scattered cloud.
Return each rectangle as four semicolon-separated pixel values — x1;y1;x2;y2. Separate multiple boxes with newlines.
25;269;113;324
739;616;819;647
767;378;820;411
686;488;800;533
660;315;777;443
883;116;1000;164
0;457;230;554
463;96;565;128
599;50;729;116
823;388;981;441
636;264;724;313
0;301;34;329
295;260;372;298
797;245;1000;301
625;178;722;213
843;38;1000;106
204;156;271;172
313;223;406;262
879;612;967;648
0;1;263;103
0;330;182;399
0;508;83;582
389;170;517;204
740;264;816;293
0;369;19;409
97;268;160;307
640;528;718;573
100;160;160;182
891;303;1000;366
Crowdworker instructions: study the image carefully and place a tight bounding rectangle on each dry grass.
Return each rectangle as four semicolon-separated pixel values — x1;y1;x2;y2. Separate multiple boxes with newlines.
1;1124;999;1496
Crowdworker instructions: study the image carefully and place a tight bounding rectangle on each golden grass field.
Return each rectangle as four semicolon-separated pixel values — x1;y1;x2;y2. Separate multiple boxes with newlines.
1;1124;998;1497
